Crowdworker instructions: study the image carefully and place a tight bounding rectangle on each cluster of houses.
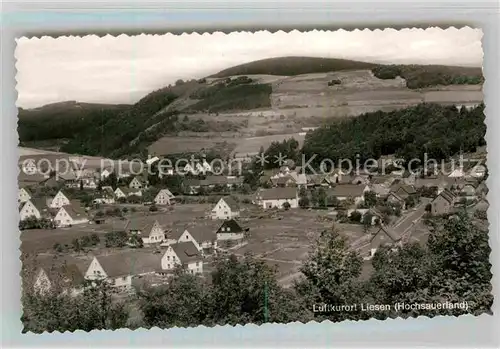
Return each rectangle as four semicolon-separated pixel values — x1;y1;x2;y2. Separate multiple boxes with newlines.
253;163;487;215
30;216;248;296
20;151;488;297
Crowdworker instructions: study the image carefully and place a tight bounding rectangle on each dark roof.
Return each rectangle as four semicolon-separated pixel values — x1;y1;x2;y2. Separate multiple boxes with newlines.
95;251;162;278
388;192;404;202
170;242;202;264
328;184;366;197
438;190;456;204
372;225;401;242
61;203;88;220
184;224;217;243
216;219;243;234
220;197;240;211
125;218;159;233
274;175;296;186
28;255;86;289
257;187;297;200
391;184;417;195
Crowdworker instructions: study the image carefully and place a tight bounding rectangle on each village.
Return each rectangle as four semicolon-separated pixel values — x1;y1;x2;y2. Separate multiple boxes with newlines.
19;147;489;298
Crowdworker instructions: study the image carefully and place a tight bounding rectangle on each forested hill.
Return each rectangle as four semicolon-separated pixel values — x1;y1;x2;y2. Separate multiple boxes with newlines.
209;56;377;77
18;56;484;159
302;103;486;166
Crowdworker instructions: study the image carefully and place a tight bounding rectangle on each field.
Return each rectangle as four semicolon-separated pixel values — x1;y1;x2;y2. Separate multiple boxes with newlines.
148;69;483;157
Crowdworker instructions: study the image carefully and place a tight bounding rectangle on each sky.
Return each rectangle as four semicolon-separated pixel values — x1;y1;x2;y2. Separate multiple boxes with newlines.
16;27;483;109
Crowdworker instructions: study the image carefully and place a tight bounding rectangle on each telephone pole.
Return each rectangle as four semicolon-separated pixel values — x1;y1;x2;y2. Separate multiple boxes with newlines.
264;280;269;323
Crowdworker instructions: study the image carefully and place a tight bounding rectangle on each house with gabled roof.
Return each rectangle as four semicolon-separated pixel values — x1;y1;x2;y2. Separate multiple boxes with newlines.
369;225;401;258
211;197;240;220
160;241;203;275
54;202;89;227
48;190;71;209
33;263;85;297
272;174;297;188
255;187;299;209
18;187;32;204
114;186;142;199
177;225;217;255
84;251;162;291
327;184;369;205
216;219;246;242
154;188;175;205
93;187;116;204
19;198;52;221
125;219;165;244
129;176;146;189
390;183;417;200
431;190;456;215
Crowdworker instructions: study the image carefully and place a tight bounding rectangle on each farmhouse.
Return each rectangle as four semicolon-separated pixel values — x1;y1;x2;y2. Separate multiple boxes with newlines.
216;219;245;241
114;186;142;198
93;187;116;204
431;190;456;215
327;184;369;204
154;188;175;205
48;190;71;209
18;187;32;203
390;184;417;200
211;197;240;220
174;225;217;255
85;252;161;291
19;198;52;221
369;225;401;257
129;176;147;189
161;242;203;275
125;219;165;244
387;192;405;207
255;187;299;209
32;263;85;297
54;203;89;227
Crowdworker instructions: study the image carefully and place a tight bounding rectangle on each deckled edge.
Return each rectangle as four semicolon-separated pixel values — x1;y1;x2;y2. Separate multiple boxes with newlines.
14;25;493;335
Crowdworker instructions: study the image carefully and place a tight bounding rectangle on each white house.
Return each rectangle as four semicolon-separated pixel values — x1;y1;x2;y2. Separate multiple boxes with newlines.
255;187;299;209
216;219;245;241
49;190;71;209
33;268;52;296
18;187;32;204
84;256;132;291
19;199;44;220
154;189;175;205
176;229;202;251
32;264;85;297
54;204;89;227
211;197;240;220
93;188;116;204
160;241;203;275
114;186;142;198
178;226;217;255
129;176;146;189
125;219;165;244
327;184;370;205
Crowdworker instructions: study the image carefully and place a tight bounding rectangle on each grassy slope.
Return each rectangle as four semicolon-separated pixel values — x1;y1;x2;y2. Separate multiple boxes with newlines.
18;56;484;158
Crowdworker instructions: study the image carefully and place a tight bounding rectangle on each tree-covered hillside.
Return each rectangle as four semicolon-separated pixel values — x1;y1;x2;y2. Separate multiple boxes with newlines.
209;56;377;77
302;103;486;166
372;64;483;89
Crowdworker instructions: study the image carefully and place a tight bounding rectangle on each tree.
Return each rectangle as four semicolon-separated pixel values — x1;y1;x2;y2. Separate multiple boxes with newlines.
362;213;373;233
90;233;100;246
282;202;291;210
79;180;84;191
149;204;158;212
294;228;364;322
72;238;82;252
364;191;377;207
474;209;487;221
22;278;129;333
349;210;362;223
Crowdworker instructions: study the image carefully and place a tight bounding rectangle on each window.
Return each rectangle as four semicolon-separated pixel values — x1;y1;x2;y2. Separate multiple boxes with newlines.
167;256;170;260
196;261;199;266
